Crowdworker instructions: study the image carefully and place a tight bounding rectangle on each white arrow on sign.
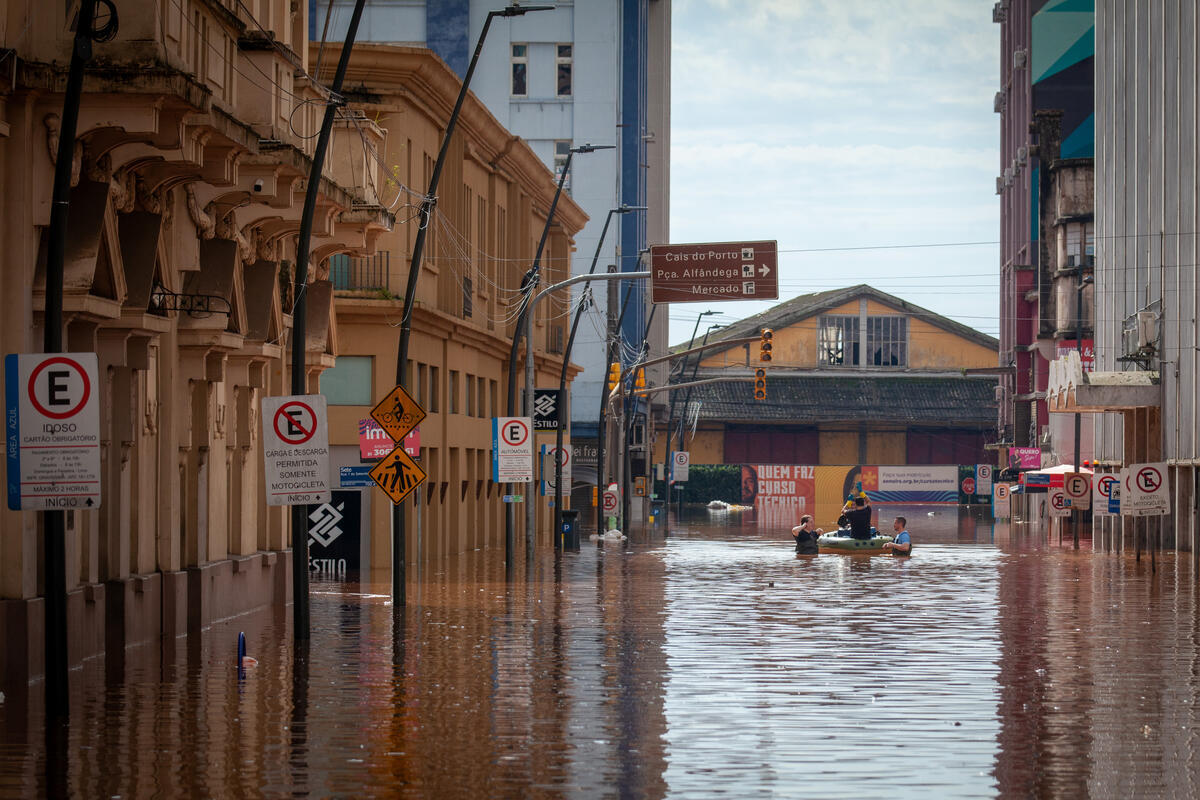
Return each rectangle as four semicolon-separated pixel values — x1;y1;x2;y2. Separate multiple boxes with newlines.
759;264;770;276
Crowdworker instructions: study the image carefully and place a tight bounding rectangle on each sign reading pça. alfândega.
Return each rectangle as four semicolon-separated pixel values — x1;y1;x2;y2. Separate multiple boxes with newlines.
261;395;331;506
5;353;103;511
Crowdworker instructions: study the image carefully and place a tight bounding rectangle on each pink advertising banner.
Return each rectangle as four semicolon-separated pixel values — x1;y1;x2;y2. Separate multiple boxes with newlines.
359;418;419;460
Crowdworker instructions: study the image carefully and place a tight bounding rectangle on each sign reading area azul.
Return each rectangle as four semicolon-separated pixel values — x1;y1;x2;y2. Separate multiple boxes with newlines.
5;353;102;510
650;240;778;303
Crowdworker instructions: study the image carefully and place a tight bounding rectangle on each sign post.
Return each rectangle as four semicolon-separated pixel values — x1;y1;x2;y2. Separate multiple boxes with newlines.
262;396;332;506
650;241;778;304
672;451;690;483
1094;474;1120;516
6;353;102;510
493;417;534;482
1127;462;1169;516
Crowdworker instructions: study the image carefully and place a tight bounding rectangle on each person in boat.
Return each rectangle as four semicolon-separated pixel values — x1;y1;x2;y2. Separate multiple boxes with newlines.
882;517;912;555
791;515;822;555
843;494;874;540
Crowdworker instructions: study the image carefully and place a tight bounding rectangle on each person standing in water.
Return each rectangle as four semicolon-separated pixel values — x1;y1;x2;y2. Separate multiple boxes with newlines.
883;517;912;556
791;515;822;555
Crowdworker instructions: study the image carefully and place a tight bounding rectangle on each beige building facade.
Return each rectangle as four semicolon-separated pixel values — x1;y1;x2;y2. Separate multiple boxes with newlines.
0;7;579;689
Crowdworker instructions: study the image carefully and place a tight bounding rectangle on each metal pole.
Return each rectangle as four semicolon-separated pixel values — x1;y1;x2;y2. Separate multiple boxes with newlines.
291;0;367;641
554;207;644;540
597;280;633;537
526;266;643;552
665;311;714;528
396;4;551;593
677;324;721;454
1072;273;1091;550
42;0;99;720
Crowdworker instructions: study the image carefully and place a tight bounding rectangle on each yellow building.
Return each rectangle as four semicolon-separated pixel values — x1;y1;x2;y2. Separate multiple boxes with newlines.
320;45;586;573
657;285;999;466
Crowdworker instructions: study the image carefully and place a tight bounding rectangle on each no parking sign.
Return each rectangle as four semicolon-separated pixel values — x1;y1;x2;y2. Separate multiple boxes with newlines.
262;395;331;506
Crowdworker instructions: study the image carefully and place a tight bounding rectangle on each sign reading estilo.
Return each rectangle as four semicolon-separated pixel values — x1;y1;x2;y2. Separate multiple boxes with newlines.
650;240;778;303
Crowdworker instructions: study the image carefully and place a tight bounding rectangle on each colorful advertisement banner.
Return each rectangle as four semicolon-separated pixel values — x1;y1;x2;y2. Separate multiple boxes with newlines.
742;464;961;529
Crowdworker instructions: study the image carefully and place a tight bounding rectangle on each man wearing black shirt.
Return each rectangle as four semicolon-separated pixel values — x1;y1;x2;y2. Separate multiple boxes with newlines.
844;496;873;540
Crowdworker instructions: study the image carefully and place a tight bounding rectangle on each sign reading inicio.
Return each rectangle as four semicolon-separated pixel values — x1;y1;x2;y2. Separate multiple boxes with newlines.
1048;487;1071;517
493;417;533;483
650;240;778;304
1064;472;1091;510
539;444;572;495
672;451;690;483
262;395;331;506
1126;461;1169;516
5;353;102;510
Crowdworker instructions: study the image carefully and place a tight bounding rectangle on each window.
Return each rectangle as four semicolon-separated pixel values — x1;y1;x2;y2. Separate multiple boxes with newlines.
416;363;427;410
818;315;859;366
429;366;440;413
449;370;460;414
465;374;475;417
553;141;571;190
511;44;527;96
320;356;372;405
462;274;473;318
556;44;572;96
867;316;907;366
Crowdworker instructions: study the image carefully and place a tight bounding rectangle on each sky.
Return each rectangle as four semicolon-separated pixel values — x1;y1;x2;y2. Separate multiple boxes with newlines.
667;0;1001;347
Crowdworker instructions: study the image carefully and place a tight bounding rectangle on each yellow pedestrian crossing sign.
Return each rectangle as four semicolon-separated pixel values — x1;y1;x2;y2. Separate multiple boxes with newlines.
371;384;426;444
369;445;427;505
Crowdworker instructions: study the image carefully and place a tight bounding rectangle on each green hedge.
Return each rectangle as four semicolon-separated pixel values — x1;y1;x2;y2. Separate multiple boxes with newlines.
653;464;741;504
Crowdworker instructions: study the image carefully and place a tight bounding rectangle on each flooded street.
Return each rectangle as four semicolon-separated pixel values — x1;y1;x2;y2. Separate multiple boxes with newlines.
5;507;1200;798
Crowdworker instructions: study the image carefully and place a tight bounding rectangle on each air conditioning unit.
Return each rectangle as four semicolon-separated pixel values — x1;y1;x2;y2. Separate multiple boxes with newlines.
1014;48;1028;69
995;176;1004;195
994;91;1006;113
993;0;1009;23
1017;145;1028;165
1137;310;1159;348
1003;166;1014;184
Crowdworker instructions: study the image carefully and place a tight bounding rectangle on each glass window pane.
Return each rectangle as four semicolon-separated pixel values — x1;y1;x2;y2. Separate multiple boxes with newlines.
321;356;372;405
557;64;571;96
557;44;572;59
512;63;526;95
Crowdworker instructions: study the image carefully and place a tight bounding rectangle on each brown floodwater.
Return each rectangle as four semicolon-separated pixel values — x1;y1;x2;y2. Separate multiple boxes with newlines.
4;505;1200;798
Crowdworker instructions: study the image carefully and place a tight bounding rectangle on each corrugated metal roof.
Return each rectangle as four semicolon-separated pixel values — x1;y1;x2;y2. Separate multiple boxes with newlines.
683;374;998;425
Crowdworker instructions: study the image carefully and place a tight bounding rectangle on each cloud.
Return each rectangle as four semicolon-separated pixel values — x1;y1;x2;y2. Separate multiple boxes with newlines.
668;0;1002;344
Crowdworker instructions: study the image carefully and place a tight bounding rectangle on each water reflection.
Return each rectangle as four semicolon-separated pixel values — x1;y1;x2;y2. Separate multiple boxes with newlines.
3;507;1200;797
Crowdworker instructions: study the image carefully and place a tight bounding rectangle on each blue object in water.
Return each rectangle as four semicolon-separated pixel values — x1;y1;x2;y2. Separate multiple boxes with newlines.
237;631;246;679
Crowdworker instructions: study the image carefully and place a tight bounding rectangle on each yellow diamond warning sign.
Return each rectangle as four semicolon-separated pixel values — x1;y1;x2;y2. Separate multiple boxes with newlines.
369;445;427;505
371;384;426;443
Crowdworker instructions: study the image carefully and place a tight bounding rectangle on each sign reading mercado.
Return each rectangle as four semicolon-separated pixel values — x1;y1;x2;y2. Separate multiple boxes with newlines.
650;240;778;304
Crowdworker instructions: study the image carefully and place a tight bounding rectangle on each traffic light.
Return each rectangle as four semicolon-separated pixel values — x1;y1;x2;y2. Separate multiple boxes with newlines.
635;368;646;390
753;368;767;400
759;328;773;362
607;362;621;391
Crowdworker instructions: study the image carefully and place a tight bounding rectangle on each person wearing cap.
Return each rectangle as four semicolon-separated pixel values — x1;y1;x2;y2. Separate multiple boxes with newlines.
791;515;822;555
843;494;873;540
883;517;912;556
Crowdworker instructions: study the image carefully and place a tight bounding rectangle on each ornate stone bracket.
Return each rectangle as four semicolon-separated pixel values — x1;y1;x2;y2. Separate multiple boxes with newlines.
44;113;83;186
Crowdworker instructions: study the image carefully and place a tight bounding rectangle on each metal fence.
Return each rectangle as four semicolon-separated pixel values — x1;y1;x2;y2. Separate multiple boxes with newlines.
331;251;390;292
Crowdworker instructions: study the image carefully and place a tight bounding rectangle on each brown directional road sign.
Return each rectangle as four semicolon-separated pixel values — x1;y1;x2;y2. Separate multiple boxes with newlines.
650;240;778;304
369;445;428;505
371;384;426;443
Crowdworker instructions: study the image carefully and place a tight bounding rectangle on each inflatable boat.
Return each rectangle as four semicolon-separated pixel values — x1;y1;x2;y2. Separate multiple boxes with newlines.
816;530;895;555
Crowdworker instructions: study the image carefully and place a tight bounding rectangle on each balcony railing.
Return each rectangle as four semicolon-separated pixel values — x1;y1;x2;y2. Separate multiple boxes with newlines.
331;251;391;292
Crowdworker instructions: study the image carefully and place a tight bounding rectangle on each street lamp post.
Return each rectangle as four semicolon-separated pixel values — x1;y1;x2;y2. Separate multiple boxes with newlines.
597;282;635;537
394;4;552;594
553;205;646;542
664;310;716;523
1072;271;1093;549
512;143;613;566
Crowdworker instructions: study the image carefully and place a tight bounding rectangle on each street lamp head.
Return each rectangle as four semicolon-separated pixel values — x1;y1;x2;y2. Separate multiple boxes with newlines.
572;143;617;154
1081;272;1094;286
498;4;554;17
617;205;648;214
